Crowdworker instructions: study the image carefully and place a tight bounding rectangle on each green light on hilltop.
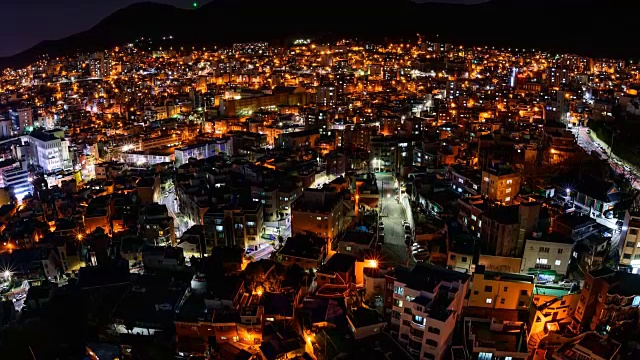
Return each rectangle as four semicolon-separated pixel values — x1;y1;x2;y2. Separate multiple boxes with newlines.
193;2;198;7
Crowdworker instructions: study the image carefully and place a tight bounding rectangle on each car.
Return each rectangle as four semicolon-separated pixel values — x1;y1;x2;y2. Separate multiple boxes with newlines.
402;220;409;226
378;223;384;230
557;279;574;287
404;225;411;233
412;247;427;255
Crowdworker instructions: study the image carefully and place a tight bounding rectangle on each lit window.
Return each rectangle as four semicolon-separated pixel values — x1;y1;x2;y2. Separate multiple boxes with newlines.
504;197;511;202
555;260;562;266
537;258;548;265
316;217;322;221
506;188;511;193
471;215;477;221
506;179;513;185
486;298;492;304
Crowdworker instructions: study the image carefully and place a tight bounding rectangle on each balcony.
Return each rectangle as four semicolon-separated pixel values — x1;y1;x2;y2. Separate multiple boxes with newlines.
411;319;425;329
408;338;422;354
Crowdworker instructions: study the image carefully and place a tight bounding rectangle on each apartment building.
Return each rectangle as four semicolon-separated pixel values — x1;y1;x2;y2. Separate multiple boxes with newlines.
467;266;534;311
464;317;529;360
480;167;521;205
480;202;540;258
27;129;71;172
386;263;470;360
619;211;640;272
291;188;344;241
457;195;488;237
3;167;32;202
174;138;233;166
139;203;176;246
250;181;301;230
520;234;574;280
369;136;412;174
449;165;481;197
203;199;264;251
572;268;640;333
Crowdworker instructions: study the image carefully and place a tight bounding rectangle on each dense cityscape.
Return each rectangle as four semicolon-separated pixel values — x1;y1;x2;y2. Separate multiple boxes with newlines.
0;32;639;360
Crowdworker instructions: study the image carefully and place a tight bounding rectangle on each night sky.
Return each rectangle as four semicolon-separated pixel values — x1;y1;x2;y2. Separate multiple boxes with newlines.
0;0;484;57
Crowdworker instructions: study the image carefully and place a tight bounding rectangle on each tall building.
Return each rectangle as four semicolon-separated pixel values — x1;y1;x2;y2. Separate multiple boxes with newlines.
480;201;540;258
572;268;640;333
316;84;337;107
291;188;344;241
303;108;329;135
619;211;640;272
467;266;534;311
10;107;34;133
385;263;470;360
480;167;521;205
3;167;32;202
174;138;233;167
203;199;264;251
27;130;71;173
139;203;176;246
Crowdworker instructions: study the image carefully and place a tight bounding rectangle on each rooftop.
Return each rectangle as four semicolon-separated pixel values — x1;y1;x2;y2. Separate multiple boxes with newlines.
348;307;384;328
466;318;527;354
278;233;325;260
319;253;358;275
393;262;470;293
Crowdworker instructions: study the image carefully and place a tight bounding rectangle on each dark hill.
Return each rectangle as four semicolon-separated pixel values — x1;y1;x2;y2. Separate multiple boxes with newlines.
1;0;638;69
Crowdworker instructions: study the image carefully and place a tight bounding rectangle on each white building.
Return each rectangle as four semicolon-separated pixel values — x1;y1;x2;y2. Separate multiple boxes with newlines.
174;138;233;167
122;151;174;166
27;130;70;173
3;168;32;201
389;263;470;360
0;159;20;188
520;235;574;280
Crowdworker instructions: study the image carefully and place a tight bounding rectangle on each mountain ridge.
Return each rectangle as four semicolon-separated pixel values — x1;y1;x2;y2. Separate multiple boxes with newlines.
1;0;638;69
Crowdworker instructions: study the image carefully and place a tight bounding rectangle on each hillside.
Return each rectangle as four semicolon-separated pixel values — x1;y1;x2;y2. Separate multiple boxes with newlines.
1;0;638;69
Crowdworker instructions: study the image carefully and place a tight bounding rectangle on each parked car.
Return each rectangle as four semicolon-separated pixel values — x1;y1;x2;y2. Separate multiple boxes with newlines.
404;235;412;246
412;247;427;255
